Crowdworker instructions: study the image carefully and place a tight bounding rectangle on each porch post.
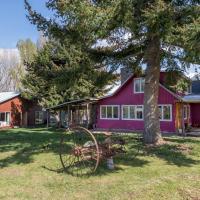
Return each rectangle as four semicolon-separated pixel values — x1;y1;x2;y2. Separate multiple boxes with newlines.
47;110;49;128
86;103;89;129
59;110;62;128
67;105;70;127
77;105;80;125
181;104;186;137
71;108;73;126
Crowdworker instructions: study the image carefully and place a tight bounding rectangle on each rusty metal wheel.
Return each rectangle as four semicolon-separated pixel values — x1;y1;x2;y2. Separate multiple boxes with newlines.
59;126;100;176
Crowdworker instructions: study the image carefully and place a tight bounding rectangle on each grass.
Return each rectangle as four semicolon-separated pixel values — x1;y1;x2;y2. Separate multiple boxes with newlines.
0;128;200;200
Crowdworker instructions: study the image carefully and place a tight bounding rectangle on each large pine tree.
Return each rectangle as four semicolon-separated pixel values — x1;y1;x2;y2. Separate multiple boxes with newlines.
25;0;199;144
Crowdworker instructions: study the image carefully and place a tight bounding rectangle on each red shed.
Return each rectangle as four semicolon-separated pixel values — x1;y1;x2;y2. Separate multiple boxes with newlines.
0;92;46;128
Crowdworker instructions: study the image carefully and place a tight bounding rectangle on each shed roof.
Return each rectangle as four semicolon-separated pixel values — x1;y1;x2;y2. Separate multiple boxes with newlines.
0;92;20;104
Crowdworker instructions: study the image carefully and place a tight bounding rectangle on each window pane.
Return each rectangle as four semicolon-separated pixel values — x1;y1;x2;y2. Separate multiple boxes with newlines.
163;106;171;120
35;111;43;124
123;106;129;119
113;107;118;118
184;106;187;119
107;106;112;118
130;106;135;119
6;112;10;123
0;113;5;121
158;106;162;120
141;79;145;92
134;79;141;92
101;107;106;118
136;106;143;119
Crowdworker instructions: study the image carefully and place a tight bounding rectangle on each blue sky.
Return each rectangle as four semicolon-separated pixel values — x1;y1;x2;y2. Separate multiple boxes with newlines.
0;0;51;48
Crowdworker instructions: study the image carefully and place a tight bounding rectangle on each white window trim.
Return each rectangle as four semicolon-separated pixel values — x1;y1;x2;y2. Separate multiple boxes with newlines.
100;105;120;120
159;104;172;122
121;105;144;121
134;78;145;94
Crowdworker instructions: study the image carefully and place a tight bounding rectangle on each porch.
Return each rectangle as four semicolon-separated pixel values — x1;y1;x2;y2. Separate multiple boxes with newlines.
46;98;98;128
186;128;200;137
180;94;200;136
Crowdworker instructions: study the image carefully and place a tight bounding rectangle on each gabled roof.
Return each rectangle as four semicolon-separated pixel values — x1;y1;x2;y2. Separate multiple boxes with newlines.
99;75;182;101
0;92;20;104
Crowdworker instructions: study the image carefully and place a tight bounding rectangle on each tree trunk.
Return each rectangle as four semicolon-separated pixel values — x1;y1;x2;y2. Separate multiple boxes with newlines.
143;35;162;144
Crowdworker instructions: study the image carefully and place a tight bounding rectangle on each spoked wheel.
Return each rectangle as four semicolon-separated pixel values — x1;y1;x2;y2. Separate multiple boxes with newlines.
59;126;100;176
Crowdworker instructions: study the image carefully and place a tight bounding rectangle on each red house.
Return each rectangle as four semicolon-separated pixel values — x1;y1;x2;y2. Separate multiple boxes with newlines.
0;92;46;128
95;72;200;133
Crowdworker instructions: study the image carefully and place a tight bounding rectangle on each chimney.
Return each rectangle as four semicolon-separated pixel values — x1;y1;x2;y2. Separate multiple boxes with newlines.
120;67;133;85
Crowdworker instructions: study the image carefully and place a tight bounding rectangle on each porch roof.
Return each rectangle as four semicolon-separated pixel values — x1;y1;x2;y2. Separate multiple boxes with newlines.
47;98;98;110
182;95;200;103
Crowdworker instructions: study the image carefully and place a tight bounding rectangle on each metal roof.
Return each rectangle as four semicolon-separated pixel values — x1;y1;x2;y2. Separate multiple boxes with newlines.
0;92;20;104
47;98;98;110
182;95;200;103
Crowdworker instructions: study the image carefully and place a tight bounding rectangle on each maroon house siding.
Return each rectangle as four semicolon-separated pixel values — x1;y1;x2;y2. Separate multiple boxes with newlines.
96;76;178;133
190;104;200;127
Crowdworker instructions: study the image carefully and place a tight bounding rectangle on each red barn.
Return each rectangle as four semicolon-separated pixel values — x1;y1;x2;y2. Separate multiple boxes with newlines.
0;92;46;128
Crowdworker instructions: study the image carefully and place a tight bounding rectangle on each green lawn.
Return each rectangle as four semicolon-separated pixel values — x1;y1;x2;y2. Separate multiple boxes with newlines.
0;128;200;200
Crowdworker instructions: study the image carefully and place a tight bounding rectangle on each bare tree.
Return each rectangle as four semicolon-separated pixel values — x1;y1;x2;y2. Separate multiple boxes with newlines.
0;49;21;92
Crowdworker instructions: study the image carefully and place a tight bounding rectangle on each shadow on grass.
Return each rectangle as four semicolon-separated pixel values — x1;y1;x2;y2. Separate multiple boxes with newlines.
144;140;200;167
0;128;200;176
0;128;62;168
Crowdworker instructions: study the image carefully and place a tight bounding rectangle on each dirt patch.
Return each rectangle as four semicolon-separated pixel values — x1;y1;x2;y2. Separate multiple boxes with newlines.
178;188;200;200
175;144;193;154
145;140;193;154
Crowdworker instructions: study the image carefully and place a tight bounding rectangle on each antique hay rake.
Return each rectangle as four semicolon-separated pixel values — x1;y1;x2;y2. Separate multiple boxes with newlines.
59;126;126;176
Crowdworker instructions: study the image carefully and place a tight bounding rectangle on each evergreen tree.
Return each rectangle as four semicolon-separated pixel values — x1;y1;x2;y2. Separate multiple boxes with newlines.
22;41;117;108
25;0;199;144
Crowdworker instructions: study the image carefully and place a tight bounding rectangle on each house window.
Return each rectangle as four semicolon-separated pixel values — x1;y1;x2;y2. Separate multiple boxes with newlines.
0;112;11;126
159;105;172;121
134;78;145;93
187;85;192;94
122;105;143;120
100;106;119;119
184;105;188;119
35;111;44;124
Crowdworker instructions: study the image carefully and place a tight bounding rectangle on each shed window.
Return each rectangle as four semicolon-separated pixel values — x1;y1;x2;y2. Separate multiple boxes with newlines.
0;112;10;125
35;111;44;124
100;106;119;119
